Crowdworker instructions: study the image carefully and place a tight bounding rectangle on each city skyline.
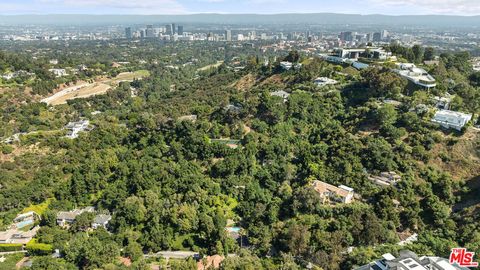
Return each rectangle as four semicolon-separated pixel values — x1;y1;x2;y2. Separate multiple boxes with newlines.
1;0;480;16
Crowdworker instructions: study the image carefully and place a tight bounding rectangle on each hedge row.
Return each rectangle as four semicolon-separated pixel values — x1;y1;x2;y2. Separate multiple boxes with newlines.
26;242;53;256
0;243;23;252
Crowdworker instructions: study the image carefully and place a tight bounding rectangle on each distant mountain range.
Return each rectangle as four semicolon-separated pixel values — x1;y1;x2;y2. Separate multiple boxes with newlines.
0;13;479;27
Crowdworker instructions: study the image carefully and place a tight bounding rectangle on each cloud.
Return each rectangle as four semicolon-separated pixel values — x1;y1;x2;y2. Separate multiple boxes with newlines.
0;3;37;13
370;0;480;15
35;0;186;14
249;0;287;3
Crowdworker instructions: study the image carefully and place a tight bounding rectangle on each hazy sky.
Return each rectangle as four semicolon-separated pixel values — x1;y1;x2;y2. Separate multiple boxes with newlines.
0;0;479;15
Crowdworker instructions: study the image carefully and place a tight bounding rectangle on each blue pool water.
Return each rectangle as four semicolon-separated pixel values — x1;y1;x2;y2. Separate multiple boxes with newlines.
226;227;241;232
16;219;34;228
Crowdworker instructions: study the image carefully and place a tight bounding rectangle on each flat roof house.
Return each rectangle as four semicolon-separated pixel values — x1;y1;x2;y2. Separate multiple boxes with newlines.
368;171;401;187
65;120;90;139
270;90;290;103
314;77;338;87
355;250;468;270
332;47;391;60
394;63;436;88
280;61;293;70
48;68;68;77
312;180;354;204
0;226;40;245
431;109;472;131
280;61;301;71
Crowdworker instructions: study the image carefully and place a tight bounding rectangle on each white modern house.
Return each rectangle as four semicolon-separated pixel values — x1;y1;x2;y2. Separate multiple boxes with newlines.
280;61;302;71
368;171;401;187
431;110;472;131
270;90;290;102
394;63;436;88
314;77;338;87
48;68;68;77
65;120;90;139
332;47;391;60
356;250;465;270
280;61;293;70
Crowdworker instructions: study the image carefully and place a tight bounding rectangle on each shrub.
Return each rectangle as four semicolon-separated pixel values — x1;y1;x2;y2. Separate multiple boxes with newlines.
26;240;53;255
0;144;13;154
0;243;23;252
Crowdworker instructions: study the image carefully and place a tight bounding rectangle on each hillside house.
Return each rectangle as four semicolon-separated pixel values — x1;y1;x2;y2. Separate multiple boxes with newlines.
0;226;40;244
92;214;112;229
433;95;452;110
312;180;354;204
355;250;465;270
314;77;338;87
13;211;40;229
431;109;472;131
368;171;401;187
280;61;293;70
56;207;95;228
394;63;436;88
48;68;68;77
270;90;290;102
65;120;90;139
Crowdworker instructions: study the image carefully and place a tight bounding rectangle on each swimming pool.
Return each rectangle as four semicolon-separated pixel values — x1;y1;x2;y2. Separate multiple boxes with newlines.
226;227;241;233
16;219;34;229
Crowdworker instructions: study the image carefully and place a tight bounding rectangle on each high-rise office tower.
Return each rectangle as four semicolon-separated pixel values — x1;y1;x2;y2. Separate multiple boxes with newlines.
340;31;354;42
225;30;232;41
172;23;176;34
177;25;184;35
373;32;382;42
366;33;373;42
125;27;133;39
381;30;389;40
145;25;155;38
165;24;173;35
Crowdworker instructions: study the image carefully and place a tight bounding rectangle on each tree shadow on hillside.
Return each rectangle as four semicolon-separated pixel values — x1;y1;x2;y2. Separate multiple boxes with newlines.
453;175;480;212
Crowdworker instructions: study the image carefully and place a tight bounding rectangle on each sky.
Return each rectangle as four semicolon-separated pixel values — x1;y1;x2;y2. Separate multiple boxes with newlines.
0;0;479;15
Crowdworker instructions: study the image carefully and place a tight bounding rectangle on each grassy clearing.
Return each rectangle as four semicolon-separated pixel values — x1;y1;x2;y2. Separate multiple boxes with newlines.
22;198;53;215
0;253;24;270
110;70;150;84
428;129;480;181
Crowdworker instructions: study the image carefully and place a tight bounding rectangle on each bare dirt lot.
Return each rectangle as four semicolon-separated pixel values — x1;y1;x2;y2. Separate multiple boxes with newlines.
41;70;149;105
44;83;111;105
